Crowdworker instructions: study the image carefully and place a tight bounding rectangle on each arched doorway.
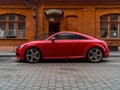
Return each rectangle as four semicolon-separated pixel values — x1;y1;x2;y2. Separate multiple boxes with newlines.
44;9;64;34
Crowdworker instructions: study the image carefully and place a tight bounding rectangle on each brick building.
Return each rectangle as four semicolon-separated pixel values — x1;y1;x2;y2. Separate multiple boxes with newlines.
0;0;120;49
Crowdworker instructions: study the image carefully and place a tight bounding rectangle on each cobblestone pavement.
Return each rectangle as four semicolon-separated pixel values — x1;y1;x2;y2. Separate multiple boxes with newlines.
0;57;120;90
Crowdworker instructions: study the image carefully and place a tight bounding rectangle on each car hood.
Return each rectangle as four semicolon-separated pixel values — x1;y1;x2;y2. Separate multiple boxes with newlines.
20;40;44;46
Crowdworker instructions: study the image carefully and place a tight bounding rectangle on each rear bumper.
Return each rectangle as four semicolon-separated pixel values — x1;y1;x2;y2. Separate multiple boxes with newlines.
103;48;109;58
104;52;109;58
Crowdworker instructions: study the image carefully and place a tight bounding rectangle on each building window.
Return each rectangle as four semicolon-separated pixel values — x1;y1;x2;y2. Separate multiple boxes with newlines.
0;14;26;38
100;14;120;38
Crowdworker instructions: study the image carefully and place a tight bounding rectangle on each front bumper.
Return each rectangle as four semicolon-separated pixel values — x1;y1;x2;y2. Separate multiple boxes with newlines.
16;48;24;60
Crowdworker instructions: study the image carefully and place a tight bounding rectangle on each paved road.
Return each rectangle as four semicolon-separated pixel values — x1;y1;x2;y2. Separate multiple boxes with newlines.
0;57;120;90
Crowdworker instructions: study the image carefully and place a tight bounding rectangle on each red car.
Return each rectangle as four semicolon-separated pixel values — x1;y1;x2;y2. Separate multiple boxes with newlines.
16;31;109;63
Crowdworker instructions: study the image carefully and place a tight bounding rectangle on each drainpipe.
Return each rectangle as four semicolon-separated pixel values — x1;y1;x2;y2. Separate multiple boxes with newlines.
24;0;39;40
35;0;39;40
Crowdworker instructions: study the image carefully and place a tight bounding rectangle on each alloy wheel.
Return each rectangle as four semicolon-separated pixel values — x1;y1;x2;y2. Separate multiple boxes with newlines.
25;48;41;63
88;48;103;63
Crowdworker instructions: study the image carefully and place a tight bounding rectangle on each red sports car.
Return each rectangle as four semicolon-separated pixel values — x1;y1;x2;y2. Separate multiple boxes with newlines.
16;31;109;63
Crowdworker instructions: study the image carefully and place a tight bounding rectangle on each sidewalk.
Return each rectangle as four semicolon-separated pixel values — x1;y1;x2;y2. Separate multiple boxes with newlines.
0;51;120;57
0;51;15;57
109;51;120;57
0;46;16;57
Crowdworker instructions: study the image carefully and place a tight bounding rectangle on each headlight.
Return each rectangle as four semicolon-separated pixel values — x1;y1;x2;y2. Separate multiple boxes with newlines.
17;45;24;49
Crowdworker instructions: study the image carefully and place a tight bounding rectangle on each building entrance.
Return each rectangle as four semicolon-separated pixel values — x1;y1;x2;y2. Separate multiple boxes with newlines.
44;9;64;35
49;22;60;34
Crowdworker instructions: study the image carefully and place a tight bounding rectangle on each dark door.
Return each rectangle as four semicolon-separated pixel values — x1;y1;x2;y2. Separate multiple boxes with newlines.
44;40;76;58
49;22;60;34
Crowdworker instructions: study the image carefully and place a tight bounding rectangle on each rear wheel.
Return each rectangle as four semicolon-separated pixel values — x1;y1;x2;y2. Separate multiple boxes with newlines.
25;48;42;63
87;48;103;63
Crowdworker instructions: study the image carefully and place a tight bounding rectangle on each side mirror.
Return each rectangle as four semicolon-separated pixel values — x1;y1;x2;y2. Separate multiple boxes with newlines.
51;37;55;42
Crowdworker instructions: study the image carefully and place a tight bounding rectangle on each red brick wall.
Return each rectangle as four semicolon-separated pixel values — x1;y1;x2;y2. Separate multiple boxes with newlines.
42;5;120;46
0;3;120;46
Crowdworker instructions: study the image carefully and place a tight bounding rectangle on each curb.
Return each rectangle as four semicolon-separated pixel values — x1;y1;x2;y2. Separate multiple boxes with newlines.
0;55;15;57
109;55;120;57
0;51;15;57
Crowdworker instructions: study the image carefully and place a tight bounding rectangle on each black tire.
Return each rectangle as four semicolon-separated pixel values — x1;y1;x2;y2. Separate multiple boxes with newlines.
25;48;42;63
87;48;103;63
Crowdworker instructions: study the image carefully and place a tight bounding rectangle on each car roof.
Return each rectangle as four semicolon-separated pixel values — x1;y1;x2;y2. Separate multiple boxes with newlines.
56;31;96;39
46;31;96;40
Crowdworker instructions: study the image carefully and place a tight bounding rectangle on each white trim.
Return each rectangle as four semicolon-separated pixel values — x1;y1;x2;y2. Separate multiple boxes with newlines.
45;9;63;16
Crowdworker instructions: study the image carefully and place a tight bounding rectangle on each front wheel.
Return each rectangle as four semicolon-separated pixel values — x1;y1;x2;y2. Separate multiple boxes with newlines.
25;48;42;63
87;48;103;63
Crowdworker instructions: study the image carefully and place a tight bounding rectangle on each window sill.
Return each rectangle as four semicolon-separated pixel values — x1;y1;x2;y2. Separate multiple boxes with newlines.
6;36;17;38
102;38;120;41
0;38;28;40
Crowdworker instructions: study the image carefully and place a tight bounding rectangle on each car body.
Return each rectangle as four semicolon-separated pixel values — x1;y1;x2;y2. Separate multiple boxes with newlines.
16;31;109;63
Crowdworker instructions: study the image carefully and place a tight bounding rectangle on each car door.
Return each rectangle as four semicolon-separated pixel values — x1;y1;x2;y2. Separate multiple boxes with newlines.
44;33;77;58
72;34;89;57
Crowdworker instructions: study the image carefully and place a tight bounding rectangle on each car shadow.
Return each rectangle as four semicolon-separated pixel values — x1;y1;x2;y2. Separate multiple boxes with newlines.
41;59;87;63
16;58;110;64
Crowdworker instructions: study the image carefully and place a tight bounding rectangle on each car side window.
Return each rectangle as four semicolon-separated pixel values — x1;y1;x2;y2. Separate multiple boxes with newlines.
74;35;87;40
54;33;87;40
55;33;73;40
